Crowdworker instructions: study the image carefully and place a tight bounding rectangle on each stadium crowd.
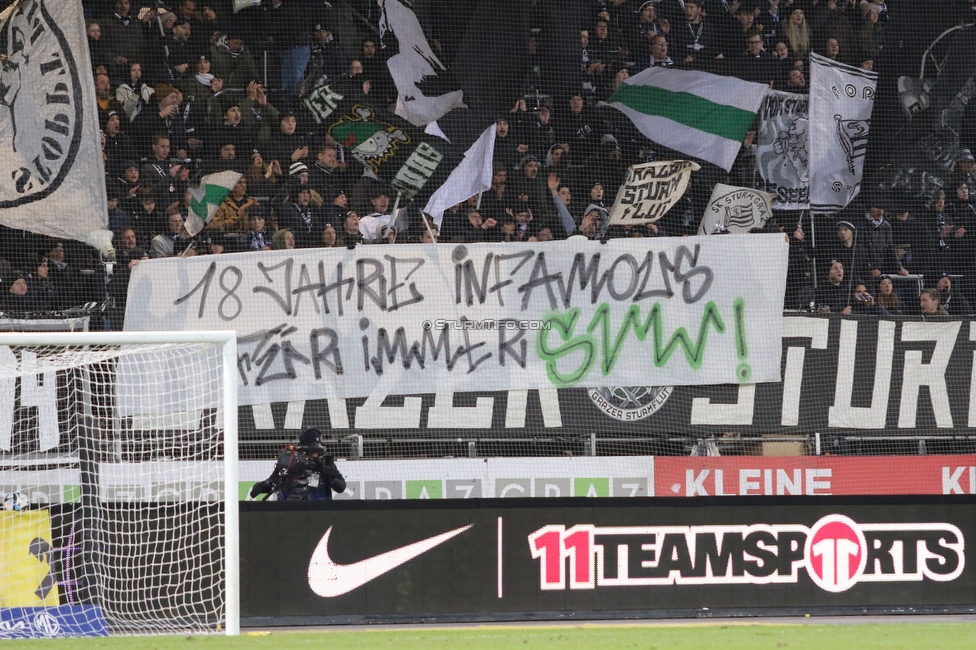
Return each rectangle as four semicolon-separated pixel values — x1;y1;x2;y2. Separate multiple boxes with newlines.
1;0;975;323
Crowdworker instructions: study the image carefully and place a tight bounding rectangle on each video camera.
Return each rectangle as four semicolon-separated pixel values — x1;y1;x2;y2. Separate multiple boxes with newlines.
273;445;336;499
250;427;345;501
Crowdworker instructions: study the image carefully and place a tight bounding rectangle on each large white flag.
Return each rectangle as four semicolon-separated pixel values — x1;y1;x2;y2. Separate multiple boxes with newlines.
754;90;809;210
606;67;768;171
424;124;495;226
808;53;877;214
379;0;466;127
0;0;107;241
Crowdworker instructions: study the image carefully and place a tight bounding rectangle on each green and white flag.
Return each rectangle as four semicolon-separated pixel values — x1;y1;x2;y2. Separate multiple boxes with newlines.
606;68;769;171
185;171;242;237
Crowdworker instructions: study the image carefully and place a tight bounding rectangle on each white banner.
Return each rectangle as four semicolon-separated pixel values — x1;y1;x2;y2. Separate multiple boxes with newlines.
808;54;877;214
608;161;700;225
123;237;788;404
754;90;809;210
0;0;107;241
699;184;775;235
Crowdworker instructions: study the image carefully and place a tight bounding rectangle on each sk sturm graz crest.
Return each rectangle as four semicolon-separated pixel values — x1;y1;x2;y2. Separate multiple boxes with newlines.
834;114;869;175
588;386;673;422
0;0;83;206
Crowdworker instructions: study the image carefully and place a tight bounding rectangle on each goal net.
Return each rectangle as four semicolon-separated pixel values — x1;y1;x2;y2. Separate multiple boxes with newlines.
0;332;238;638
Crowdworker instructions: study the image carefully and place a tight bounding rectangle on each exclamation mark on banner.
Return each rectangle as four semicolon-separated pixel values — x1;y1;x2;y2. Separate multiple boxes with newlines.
733;297;751;383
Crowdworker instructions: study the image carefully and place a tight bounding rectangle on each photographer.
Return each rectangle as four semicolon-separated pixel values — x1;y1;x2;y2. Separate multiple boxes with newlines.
249;427;346;502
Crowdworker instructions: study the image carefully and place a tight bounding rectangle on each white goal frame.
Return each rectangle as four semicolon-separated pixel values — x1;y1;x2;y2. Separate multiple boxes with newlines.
0;330;239;636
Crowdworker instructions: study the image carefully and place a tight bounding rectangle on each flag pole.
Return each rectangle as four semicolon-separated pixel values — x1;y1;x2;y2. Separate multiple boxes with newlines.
387;191;404;243
390;191;403;219
475;191;483;210
422;213;436;242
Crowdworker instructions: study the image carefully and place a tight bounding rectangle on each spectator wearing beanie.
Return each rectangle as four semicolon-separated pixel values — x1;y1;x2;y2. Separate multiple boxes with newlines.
103;111;135;175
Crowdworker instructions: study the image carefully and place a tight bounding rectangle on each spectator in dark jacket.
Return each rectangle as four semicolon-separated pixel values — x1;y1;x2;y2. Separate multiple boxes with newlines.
554;95;603;162
947;179;976;277
100;0;149;84
889;205;940;281
87;21;115;75
210;32;260;91
103;111;135;176
861;203;909;279
276;187;320;248
305;23;349;87
816;260;852;314
264;0;312;97
936;275;974;316
133;85;189;155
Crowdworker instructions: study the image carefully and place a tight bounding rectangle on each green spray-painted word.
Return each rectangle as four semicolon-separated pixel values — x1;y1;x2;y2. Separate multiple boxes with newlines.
536;300;748;387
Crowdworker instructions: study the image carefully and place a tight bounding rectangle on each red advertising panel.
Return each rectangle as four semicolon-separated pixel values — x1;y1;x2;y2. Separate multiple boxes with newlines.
654;455;976;497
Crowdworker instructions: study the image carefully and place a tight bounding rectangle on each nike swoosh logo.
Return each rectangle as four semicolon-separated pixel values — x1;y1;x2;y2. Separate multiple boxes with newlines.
307;524;473;597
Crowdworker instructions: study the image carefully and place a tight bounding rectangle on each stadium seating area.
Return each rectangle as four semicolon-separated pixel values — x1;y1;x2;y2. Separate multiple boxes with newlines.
0;0;974;324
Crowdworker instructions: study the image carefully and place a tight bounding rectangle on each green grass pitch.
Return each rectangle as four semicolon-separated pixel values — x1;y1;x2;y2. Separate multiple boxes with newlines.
5;623;976;650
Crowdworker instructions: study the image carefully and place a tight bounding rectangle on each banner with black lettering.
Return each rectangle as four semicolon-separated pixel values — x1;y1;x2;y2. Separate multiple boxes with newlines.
698;184;775;235
224;315;976;441
0;0;107;241
121;236;788;406
607;161;700;226
809;54;877;214
754;90;809;210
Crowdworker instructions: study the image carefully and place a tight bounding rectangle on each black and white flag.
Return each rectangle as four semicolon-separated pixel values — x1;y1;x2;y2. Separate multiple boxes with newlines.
809;54;877;214
754;90;809;210
379;0;466;127
0;0;107;240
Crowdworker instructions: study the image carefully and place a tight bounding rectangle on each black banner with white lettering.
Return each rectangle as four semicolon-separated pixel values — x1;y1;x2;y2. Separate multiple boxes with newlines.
239;496;976;624
238;315;976;440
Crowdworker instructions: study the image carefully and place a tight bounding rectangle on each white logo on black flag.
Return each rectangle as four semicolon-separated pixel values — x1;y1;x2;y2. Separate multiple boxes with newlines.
808;53;877;214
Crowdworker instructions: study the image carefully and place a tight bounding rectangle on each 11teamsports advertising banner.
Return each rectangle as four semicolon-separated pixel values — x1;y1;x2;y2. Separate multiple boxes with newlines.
239;498;976;623
122;237;789;404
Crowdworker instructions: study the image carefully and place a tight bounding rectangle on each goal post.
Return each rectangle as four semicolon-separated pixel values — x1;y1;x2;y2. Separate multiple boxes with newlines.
0;331;238;637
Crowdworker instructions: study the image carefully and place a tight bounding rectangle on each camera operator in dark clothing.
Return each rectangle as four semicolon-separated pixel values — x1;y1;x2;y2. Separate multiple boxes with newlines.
248;427;346;501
